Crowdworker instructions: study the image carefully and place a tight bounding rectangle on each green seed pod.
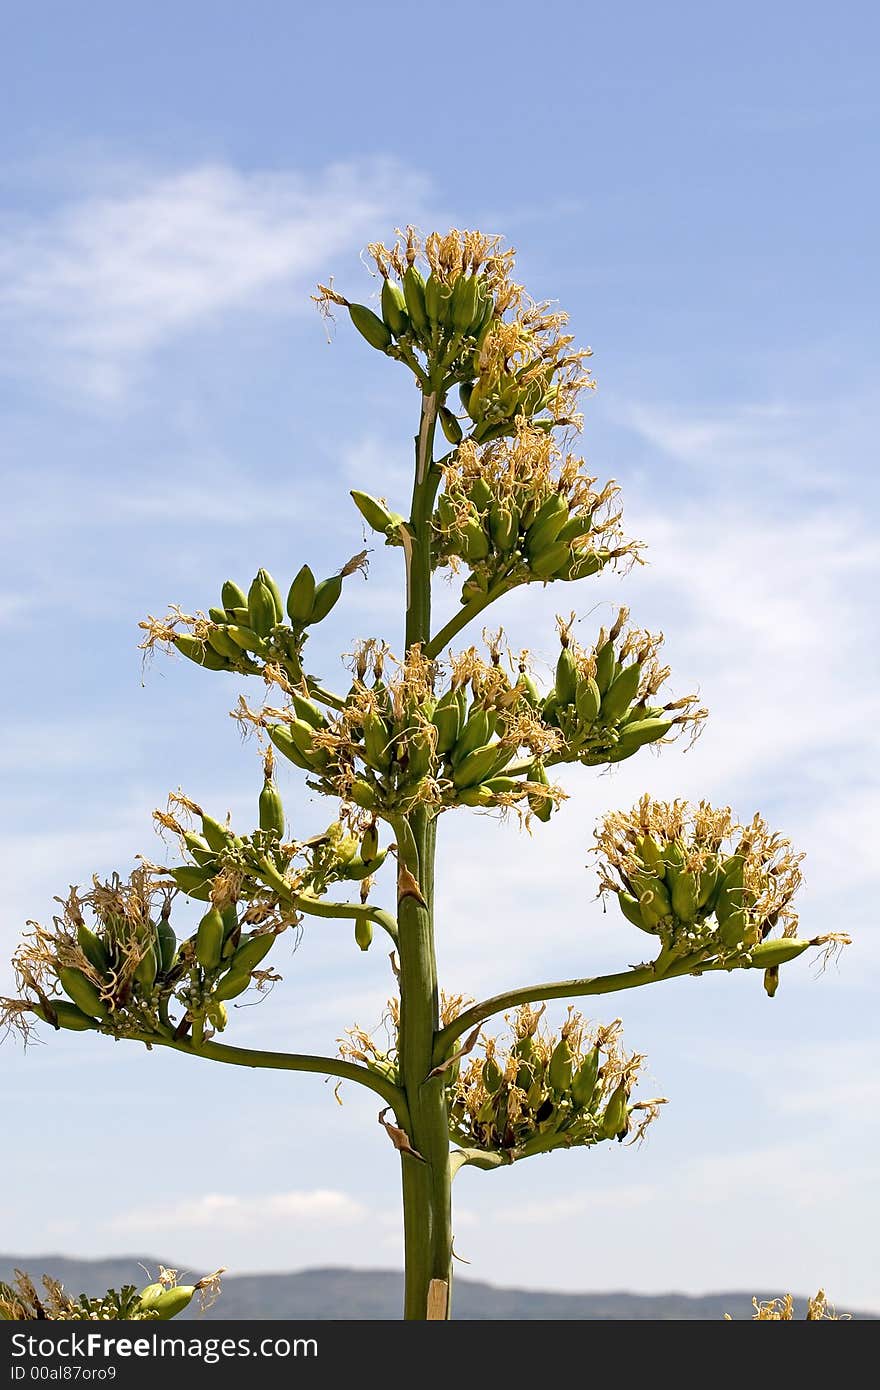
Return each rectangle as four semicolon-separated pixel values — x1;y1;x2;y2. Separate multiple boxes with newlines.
764;966;780;997
169;866;213;899
467;476;492;511
310;574;343;624
458;784;494;806
195;907;225;971
57;967;108;1021
208;606;228;624
380;277;408;335
431;688;462;754
225;624;270;657
348;778;377;810
174;635;228;670
524;493;570;558
259;776;285;838
452;742;503;789
213;970;249;1002
183;829;214;863
718;907;748;950
562;550;605;582
600;662;642;724
482;1055;502;1092
515;668;540;707
715;854;745;923
631;873;673;926
600;1082;630;1140
402;265;429;334
354;917;373;952
482;775;520;794
460;516;490;562
555;647;578;706
135;931;158;990
33;1000;96;1032
148;1286;197;1320
231;931;276;974
575;675;602;725
748;937;810;968
340;848;388;880
614;717;673;755
360;821;380;864
405;728;434;783
350;490;403;536
438;405;463;445
286;564;317;623
221;580;248;612
488;501;517;551
206;627;244;661
572;1047;600;1108
696;858;721;910
556;512;596;544
156;915;177;975
348;302;392;351
451;708;492;765
288;690;324;730
528;540;571;580
669;868;699;922
423;272;444;324
636;834;667;875
548;1037;573;1092
362;708;393;771
256;569;283;623
198;814;232;853
594;640;616;694
451;272;480;332
268;724;312;771
76;923;111;976
247;574;277;637
527;763;553;822
618;891;654;932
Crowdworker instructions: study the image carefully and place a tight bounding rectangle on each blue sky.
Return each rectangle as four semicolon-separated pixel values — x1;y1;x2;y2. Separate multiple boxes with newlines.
1;1;879;1310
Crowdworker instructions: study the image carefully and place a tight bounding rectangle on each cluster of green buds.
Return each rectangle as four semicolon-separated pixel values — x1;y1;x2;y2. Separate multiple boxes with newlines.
258;640;561;818
5;859;284;1047
139;556;363;682
448;1006;664;1161
424;424;638;602
0;1267;221;1321
535;610;706;770
316;227;592;438
595;795;849;986
252;627;701;823
3;758;345;1046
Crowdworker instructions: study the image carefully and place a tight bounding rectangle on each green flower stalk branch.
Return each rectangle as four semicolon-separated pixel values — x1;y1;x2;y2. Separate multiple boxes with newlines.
2;227;849;1322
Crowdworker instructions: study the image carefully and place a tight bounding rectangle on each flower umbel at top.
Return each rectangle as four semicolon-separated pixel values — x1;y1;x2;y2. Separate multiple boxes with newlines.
315;226;594;441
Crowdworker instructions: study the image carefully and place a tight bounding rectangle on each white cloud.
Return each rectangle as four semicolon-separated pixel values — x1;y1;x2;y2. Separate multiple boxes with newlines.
0;159;428;400
495;1184;656;1225
110;1188;366;1234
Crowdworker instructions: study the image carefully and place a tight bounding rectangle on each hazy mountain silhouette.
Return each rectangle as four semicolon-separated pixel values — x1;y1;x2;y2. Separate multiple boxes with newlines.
2;1255;872;1320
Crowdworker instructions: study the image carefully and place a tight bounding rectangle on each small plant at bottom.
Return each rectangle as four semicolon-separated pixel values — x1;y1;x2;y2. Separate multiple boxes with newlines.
0;1266;222;1320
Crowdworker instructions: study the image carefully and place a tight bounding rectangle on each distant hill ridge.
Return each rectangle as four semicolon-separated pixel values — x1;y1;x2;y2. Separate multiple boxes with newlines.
1;1255;872;1320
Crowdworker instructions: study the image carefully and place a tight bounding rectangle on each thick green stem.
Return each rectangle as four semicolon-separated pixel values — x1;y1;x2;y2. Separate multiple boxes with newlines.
127;1031;408;1119
425;580;511;660
396;392;453;1320
433;954;727;1063
292;895;398;944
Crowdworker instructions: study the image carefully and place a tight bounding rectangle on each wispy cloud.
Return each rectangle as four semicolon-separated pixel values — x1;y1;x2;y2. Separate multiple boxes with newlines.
495;1185;656;1225
109;1188;366;1234
0;159;428;401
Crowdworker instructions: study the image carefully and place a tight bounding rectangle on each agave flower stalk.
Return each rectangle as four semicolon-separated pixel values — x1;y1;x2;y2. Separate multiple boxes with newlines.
2;227;848;1322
